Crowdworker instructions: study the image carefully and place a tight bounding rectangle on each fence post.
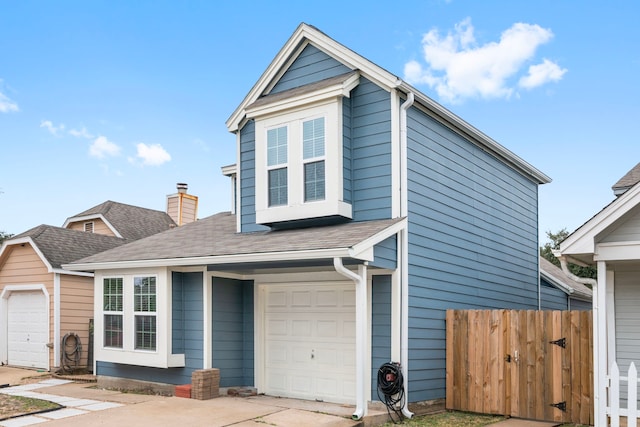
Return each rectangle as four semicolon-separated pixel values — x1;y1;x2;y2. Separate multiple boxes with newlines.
629;362;638;427
611;362;620;427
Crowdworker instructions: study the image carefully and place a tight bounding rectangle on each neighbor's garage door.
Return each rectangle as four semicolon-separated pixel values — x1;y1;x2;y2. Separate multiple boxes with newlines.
264;283;356;404
7;291;48;369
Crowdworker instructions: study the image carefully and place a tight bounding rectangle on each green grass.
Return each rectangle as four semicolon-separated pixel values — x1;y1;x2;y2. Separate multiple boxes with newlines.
381;411;506;426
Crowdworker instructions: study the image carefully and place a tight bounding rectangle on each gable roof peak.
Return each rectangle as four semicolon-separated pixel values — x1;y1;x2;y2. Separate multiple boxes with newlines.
612;161;640;196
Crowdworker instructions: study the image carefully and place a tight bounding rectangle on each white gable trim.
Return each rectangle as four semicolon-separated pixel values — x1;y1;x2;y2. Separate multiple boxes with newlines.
62;214;122;238
226;23;399;133
561;182;640;257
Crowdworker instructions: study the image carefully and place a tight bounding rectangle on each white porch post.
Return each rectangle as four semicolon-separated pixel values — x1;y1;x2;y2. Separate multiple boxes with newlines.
595;261;608;427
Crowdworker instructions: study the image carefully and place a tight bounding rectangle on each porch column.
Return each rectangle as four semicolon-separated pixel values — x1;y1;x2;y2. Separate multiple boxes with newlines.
595;261;608;427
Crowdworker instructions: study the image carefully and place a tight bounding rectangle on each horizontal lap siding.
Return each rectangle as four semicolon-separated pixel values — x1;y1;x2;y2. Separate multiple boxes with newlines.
373;236;397;270
270;44;351;93
240;120;267;232
405;107;539;402
60;274;94;368
212;277;254;387
343;96;352;203
540;278;568;310
350;78;392;222
569;298;591;311
371;275;392;400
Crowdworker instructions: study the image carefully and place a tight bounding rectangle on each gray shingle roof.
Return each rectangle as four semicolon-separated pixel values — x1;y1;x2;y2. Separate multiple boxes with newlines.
539;256;592;300
10;225;126;269
69;212;403;266
67;200;176;240
612;162;640;195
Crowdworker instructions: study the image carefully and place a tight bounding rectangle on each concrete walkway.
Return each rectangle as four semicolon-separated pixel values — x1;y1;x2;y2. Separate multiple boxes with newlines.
0;367;371;427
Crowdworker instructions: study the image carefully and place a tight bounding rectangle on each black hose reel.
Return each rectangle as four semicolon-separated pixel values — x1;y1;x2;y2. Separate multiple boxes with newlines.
377;361;405;424
59;332;82;373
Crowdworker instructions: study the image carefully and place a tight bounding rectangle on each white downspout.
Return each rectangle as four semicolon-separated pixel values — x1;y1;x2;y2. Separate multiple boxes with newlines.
400;92;414;419
334;257;367;420
556;255;602;425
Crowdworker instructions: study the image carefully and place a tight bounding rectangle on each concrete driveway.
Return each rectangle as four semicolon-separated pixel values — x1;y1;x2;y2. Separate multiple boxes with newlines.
0;367;375;427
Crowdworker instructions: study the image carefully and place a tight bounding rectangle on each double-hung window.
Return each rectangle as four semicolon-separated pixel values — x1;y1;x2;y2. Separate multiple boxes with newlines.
103;278;123;348
247;71;359;225
267;126;288;207
302;118;325;202
134;276;157;351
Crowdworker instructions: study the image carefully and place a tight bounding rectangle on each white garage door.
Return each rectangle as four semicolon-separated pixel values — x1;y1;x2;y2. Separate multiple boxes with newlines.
264;283;356;404
7;291;48;369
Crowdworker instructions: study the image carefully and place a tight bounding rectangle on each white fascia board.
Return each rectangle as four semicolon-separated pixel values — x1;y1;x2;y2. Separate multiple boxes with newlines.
226;23;399;132
595;241;640;262
62;214;122;238
63;247;361;271
221;163;237;176
51;268;94;277
245;73;360;119
540;271;574;296
2;237;55;273
350;218;407;260
561;182;640;256
396;82;551;185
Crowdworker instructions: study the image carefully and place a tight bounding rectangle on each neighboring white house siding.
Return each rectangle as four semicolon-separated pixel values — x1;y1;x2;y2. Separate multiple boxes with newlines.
615;271;640;375
405;106;540;402
601;209;640;243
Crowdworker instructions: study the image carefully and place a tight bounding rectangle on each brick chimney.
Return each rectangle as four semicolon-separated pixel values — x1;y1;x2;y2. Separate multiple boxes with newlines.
167;183;198;226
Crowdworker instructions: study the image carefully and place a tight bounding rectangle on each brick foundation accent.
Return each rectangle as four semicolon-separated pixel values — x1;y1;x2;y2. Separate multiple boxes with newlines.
191;369;220;400
175;384;192;398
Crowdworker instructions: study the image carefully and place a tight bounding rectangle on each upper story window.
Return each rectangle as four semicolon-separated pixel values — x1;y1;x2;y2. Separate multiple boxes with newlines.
303;118;325;202
246;71;359;225
267;126;288;207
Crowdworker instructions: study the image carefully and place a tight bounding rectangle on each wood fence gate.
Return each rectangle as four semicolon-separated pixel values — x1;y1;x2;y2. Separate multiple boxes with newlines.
446;310;593;425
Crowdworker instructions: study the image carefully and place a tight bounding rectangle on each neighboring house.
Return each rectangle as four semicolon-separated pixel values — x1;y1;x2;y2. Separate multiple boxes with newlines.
65;23;550;418
0;186;194;372
539;256;592;310
558;161;640;426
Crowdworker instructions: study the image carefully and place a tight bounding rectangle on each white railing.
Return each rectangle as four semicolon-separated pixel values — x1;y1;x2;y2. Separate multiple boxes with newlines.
609;361;639;427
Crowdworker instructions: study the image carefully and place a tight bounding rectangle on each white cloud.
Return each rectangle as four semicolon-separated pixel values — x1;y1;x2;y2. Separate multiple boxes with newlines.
132;143;171;166
519;58;568;89
40;120;65;136
69;126;94;139
89;136;121;158
0;91;18;113
404;18;565;103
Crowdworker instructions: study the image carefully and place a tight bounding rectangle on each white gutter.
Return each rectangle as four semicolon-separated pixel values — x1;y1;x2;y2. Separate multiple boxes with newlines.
555;253;601;424
334;257;367;420
399;92;414;419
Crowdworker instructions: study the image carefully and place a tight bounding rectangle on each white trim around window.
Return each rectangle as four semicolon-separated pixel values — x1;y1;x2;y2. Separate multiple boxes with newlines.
254;100;352;224
94;268;184;368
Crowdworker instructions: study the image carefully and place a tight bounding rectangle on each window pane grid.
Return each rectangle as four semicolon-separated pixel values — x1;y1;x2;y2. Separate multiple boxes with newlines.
267;126;287;166
103;278;123;312
269;167;288;206
303;118;325;159
134;277;156;312
135;315;156;350
304;161;326;202
104;314;123;348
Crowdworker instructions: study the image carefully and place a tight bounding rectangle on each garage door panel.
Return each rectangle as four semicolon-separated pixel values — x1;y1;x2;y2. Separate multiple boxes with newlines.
7;291;48;369
263;283;355;404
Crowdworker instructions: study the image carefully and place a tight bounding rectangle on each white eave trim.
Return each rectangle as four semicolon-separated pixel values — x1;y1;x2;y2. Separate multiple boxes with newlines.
560;181;640;256
1;237;55;272
540;271;574;296
63;219;407;271
226;23;400;132
64;248;358;271
245;72;359;119
62;213;122;238
395;82;551;185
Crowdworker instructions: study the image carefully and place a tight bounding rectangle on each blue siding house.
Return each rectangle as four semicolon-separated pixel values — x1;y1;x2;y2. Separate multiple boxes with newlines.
66;23;551;419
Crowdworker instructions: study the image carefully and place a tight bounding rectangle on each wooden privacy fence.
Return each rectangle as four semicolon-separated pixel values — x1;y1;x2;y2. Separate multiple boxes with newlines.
446;310;593;425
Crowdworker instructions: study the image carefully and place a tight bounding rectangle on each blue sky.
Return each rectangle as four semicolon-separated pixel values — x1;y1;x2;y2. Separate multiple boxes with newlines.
1;1;639;246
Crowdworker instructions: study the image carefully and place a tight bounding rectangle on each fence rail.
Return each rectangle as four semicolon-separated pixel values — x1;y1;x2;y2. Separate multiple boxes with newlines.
609;361;639;427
